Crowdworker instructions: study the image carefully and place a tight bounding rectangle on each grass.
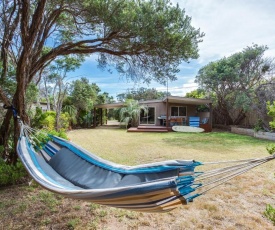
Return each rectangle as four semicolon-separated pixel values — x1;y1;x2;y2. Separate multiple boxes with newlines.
0;128;274;229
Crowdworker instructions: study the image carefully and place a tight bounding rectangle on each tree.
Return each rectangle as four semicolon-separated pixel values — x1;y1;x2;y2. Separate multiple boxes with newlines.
196;44;274;125
49;55;84;131
120;99;148;128
254;81;275;131
70;78;97;126
71;78;96;112
0;0;203;163
117;87;170;102
185;89;209;112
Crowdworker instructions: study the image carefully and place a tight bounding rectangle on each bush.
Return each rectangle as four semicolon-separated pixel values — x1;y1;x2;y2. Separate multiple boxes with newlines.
39;111;56;130
35;110;71;131
266;144;275;155
0;158;27;186
60;112;70;131
31;107;43;128
264;144;275;226
264;204;275;225
48;129;68;140
254;119;264;132
267;101;275;130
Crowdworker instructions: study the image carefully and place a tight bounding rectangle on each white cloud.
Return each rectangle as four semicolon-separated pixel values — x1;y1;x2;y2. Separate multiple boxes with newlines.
173;0;275;64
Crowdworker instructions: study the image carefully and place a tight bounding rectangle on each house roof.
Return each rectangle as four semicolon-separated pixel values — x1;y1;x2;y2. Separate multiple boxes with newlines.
94;96;212;109
163;96;212;105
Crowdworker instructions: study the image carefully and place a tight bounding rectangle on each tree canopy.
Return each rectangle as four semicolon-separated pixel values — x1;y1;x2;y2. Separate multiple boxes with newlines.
0;0;203;162
116;87;170;101
196;44;274;125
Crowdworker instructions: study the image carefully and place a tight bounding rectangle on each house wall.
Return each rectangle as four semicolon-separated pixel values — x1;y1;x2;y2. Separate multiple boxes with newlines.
140;101;165;125
140;101;209;126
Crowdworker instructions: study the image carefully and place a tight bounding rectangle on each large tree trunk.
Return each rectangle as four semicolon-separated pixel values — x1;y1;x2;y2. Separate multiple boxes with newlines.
0;110;13;159
214;101;234;125
233;110;247;125
9;87;29;164
2;72;30;164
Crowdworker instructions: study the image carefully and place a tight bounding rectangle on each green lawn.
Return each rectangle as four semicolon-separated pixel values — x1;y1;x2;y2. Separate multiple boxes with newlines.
68;128;274;172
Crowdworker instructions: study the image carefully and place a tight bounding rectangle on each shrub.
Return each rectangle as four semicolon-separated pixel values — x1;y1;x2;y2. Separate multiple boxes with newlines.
264;204;275;225
40;111;56;130
48;129;68;140
35;110;71;131
0;158;27;186
266;144;275;155
267;101;275;130
60;112;70;131
254;119;264;132
31;107;43;128
264;144;275;226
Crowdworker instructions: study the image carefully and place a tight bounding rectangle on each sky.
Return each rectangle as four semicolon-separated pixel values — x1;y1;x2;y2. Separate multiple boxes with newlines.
69;0;275;100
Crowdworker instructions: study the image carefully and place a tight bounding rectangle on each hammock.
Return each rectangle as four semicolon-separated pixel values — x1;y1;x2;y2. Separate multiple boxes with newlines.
17;121;275;212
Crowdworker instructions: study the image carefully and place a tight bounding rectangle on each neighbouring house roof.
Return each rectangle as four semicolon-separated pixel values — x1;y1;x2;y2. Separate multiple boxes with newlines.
94;96;212;109
94;102;125;109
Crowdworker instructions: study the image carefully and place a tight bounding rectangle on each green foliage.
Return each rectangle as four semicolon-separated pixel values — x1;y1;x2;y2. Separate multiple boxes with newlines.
82;111;93;128
120;99;148;128
185;89;209;112
60;112;70;130
47;130;68;140
264;204;275;225
34;110;70;131
32;107;43;128
0;159;27;186
266;144;275;155
67;218;80;230
265;143;275;226
267;101;275;130
255;82;275;131
83;0;204;83
254;119;265;132
40;111;56;131
0;145;4;155
30;128;68;151
117;87;170;102
38;191;61;211
185;89;206;99
62;105;77;125
71;78;96;112
196;44;272;125
26;83;39;109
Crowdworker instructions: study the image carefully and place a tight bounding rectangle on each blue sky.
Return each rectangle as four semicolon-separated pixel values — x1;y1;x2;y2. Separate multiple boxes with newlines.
69;0;275;100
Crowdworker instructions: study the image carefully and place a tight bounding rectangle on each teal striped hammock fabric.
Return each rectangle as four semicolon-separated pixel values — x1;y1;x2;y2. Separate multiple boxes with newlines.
17;122;275;213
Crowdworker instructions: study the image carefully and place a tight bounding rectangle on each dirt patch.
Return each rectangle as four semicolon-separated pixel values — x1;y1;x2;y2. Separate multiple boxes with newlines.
0;173;274;229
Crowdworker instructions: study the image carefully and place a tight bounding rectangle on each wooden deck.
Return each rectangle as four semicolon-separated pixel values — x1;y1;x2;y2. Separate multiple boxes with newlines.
127;125;172;133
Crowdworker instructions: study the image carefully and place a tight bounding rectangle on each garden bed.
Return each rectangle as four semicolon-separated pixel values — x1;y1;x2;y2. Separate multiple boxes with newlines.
231;126;275;141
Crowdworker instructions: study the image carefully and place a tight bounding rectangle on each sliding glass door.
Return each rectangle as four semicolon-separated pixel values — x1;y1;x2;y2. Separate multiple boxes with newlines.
140;107;155;125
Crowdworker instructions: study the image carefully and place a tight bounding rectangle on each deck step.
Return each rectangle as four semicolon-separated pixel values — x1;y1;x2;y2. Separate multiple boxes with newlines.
127;125;171;132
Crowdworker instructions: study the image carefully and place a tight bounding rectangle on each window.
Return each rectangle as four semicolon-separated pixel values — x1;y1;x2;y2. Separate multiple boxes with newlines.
171;106;186;116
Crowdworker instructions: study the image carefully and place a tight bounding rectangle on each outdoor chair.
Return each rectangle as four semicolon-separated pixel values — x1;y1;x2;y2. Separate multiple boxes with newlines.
176;117;183;126
170;117;177;126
